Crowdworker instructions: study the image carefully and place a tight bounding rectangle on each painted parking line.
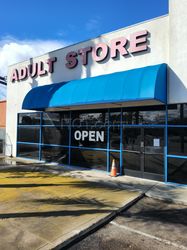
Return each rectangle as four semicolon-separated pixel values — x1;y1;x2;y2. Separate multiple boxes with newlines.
110;221;187;250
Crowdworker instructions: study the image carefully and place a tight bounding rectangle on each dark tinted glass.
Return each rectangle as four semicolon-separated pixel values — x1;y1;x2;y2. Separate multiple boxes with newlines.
144;154;164;175
168;104;187;125
17;143;39;159
42;112;70;125
168;157;187;184
138;110;165;124
110;110;121;125
123;128;141;172
144;128;164;147
70;149;107;170
18;113;41;125
123;106;165;125
17;127;40;143
42;126;69;145
71;127;107;148
110;126;120;150
0;139;4;154
123;128;141;151
123;151;141;171
123;111;137;124
144;128;164;175
168;128;187;156
72;110;108;126
41;146;69;164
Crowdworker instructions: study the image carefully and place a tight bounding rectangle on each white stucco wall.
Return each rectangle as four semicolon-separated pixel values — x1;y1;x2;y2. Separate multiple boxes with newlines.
168;0;187;104
6;16;169;157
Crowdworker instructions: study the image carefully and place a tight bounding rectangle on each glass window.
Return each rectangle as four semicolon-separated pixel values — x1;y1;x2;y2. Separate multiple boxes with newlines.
71;110;108;126
0;139;4;154
123;111;137;124
123;128;141;172
138;110;165;124
42;112;70;125
42;126;69;145
144;128;164;175
123;128;141;151
168;127;187;156
70;148;107;171
110;109;121;125
144;154;163;175
18;113;41;125
17;127;40;143
168;104;187;125
123;151;141;171
41;146;69;164
144;128;164;147
168;157;187;184
17;143;39;159
110;126;120;150
123;106;165;125
71;127;107;149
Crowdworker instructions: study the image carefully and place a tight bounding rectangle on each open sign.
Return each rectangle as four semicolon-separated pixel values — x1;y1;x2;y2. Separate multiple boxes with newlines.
74;130;104;142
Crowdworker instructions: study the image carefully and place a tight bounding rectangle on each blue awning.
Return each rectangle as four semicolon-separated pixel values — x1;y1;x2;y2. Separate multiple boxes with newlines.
22;64;167;110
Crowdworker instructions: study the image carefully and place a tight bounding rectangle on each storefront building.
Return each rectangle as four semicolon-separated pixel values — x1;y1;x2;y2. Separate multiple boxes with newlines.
6;0;187;184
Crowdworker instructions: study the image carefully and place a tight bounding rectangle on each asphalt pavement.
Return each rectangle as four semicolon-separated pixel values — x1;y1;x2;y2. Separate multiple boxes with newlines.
69;197;187;250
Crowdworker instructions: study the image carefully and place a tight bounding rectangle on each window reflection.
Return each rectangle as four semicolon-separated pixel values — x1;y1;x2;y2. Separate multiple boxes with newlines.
168;128;187;156
123;106;165;124
18;113;41;125
70;149;107;170
42;126;69;145
41;146;69;164
17;143;39;159
138;110;165;124
168;157;187;184
110;110;121;125
110;127;120;150
17;127;40;143
72;110;108;126
42;112;70;125
168;104;187;124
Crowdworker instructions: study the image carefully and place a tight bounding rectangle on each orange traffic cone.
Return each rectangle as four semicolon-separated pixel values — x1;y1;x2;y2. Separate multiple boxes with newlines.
110;159;117;177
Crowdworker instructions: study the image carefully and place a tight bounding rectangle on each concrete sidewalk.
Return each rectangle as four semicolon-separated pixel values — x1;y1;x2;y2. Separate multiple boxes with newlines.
0;164;141;250
2;156;187;205
60;166;187;205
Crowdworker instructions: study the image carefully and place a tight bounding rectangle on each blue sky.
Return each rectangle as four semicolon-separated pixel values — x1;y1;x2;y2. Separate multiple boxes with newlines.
1;0;168;42
0;0;168;75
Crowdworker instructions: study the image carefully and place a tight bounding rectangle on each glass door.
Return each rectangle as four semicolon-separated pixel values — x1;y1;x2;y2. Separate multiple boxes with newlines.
143;128;164;181
123;127;164;181
123;127;144;178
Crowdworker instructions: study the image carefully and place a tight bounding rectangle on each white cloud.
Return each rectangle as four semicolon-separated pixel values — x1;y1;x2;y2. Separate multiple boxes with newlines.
86;17;101;34
0;36;69;76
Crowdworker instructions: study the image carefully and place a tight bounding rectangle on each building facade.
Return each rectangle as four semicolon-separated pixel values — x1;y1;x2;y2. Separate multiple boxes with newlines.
0;79;7;154
6;0;187;184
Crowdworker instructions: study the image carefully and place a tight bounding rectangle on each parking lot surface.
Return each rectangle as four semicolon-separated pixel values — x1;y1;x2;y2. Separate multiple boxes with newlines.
69;197;187;250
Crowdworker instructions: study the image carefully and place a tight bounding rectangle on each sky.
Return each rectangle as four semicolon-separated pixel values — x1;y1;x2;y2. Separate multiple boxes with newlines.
0;0;168;76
